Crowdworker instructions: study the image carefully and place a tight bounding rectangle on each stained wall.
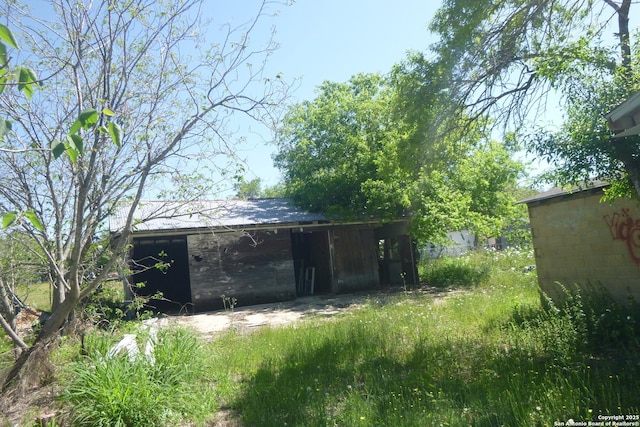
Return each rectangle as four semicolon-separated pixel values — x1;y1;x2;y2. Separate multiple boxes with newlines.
187;229;296;311
527;190;640;303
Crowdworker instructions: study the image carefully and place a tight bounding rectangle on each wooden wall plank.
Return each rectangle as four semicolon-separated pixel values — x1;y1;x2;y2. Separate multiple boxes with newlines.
332;228;380;292
187;230;296;311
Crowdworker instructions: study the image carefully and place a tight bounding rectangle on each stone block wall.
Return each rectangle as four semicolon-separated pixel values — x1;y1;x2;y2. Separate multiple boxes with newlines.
527;190;640;303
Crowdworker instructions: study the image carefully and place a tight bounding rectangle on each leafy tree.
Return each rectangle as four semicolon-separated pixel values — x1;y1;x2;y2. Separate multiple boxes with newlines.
0;0;289;389
261;182;287;198
429;0;640;197
274;70;525;243
233;177;286;199
275;74;400;217
234;177;265;199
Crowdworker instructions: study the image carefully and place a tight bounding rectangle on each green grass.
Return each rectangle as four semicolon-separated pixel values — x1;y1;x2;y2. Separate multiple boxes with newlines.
15;281;52;311
205;248;640;426
4;248;640;426
59;326;216;426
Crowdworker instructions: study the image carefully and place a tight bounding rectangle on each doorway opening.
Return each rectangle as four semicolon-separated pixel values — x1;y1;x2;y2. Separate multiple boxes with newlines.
291;230;333;296
131;236;192;312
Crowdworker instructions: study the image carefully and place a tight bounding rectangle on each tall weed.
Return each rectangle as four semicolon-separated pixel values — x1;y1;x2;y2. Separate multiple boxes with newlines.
211;249;640;426
419;254;491;287
61;327;215;426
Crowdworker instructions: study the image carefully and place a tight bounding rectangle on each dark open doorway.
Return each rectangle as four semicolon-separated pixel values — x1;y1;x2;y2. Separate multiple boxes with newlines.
291;230;333;296
131;236;192;312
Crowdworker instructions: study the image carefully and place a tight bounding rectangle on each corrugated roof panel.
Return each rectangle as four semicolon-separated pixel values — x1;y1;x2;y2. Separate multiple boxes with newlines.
109;198;327;233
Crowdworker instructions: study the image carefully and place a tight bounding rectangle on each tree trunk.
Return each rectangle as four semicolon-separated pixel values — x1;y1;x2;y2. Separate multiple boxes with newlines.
1;290;78;392
51;275;66;313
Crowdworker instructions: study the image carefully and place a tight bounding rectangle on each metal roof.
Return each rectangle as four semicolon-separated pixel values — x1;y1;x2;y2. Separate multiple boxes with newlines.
109;198;328;234
518;181;609;205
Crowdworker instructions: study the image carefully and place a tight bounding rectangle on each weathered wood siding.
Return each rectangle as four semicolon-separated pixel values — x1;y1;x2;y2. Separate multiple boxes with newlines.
187;230;296;311
331;228;380;292
374;222;419;286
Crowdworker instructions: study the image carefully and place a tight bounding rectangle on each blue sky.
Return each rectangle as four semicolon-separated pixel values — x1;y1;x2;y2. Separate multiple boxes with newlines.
219;0;442;189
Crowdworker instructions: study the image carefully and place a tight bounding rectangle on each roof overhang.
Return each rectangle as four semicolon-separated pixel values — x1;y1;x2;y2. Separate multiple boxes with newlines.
517;181;609;205
606;89;640;137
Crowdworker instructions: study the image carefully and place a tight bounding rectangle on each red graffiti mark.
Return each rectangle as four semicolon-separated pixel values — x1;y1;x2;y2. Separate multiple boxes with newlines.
604;208;640;265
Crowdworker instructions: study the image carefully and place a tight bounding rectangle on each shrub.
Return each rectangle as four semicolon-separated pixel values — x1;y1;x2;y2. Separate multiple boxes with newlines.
544;283;640;354
419;253;491;288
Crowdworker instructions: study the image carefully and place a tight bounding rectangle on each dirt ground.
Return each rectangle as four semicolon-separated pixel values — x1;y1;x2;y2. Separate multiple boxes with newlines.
168;291;376;336
168;285;457;338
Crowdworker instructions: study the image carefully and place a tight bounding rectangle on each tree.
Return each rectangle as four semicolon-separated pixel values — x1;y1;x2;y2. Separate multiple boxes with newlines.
429;0;640;197
0;0;289;389
0;23;40;144
233;177;286;199
0;230;47;355
275;74;401;218
274;69;524;243
234;177;265;199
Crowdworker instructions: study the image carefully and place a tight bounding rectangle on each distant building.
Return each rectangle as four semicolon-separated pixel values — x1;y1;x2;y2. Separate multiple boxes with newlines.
110;198;418;312
421;231;511;259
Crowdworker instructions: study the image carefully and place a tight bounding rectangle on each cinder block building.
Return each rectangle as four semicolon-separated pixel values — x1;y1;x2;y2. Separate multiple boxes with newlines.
520;183;640;303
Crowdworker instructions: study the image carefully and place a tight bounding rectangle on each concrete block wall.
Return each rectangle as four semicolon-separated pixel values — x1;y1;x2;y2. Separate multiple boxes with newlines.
528;191;640;303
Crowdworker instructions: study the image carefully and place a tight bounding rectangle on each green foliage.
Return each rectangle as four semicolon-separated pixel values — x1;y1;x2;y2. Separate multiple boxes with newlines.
529;52;640;195
275;74;397;217
51;107;123;164
80;282;128;330
419;247;535;288
232;176;284;199
61;327;215;426
419;254;492;288
275;70;525;243
0;24;39;102
428;0;640;197
0;24;40;122
0;23;19;49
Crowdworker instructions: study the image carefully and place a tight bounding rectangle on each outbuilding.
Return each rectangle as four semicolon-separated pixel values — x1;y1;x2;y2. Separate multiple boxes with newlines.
109;198;418;312
520;182;640;303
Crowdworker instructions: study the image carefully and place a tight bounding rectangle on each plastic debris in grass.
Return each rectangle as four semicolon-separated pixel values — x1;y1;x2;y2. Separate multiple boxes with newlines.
106;318;166;364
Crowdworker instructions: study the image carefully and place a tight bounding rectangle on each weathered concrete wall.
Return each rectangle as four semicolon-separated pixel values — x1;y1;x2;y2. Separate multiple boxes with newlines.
528;191;640;303
187;229;296;311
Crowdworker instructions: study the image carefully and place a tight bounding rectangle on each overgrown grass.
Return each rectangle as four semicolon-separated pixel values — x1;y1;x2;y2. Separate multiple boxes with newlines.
419;246;535;288
5;248;640;426
59;327;216;426
206;248;640;426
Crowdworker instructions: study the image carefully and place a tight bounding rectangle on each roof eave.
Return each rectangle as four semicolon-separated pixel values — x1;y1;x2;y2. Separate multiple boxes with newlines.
606;89;640;136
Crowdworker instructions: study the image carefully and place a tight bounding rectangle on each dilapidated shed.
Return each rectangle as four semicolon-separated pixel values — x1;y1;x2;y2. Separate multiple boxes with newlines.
520;182;640;303
110;198;418;312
